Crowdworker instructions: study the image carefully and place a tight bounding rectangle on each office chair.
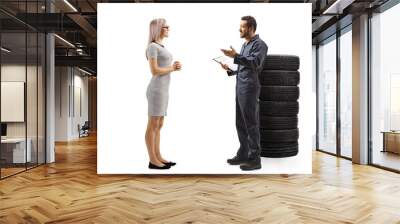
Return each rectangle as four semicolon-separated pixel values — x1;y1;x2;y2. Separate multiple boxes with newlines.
78;121;90;138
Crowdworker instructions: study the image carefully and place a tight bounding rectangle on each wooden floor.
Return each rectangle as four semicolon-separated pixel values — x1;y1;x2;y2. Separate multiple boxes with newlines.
1;134;400;224
0;167;26;178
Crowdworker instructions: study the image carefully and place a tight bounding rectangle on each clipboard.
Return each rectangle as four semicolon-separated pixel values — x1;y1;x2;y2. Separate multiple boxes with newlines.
213;56;238;71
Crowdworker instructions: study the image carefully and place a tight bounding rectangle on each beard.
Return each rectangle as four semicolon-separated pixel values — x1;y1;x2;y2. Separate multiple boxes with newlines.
240;30;248;38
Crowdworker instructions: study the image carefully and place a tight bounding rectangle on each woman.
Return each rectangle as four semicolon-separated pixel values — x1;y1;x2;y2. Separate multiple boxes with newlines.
145;18;182;169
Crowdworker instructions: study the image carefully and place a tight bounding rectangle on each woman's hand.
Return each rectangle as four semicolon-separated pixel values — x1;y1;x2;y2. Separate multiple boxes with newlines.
173;61;182;71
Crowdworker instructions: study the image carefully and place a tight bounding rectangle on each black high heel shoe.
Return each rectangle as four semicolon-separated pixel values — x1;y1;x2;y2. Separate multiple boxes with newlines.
148;162;171;169
163;161;176;166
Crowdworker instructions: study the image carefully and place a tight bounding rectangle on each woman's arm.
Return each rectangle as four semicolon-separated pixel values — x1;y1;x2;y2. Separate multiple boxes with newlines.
148;58;176;76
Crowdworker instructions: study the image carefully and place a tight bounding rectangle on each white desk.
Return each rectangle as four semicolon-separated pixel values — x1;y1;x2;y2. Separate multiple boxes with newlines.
1;138;32;163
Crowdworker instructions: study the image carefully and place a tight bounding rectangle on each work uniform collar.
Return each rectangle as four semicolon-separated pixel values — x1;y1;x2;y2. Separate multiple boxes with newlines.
245;34;259;45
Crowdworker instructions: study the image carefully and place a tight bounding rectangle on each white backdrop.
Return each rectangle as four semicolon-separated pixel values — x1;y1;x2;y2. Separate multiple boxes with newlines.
98;3;312;174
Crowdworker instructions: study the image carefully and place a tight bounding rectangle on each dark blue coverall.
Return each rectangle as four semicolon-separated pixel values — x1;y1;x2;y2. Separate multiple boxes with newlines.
227;34;268;161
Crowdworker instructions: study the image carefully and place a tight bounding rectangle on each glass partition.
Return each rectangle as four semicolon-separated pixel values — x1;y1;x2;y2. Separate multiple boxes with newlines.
0;1;46;179
1;31;28;177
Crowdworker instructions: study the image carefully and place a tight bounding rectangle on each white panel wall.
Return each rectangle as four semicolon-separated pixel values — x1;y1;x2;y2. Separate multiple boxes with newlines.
1;65;38;138
55;66;70;141
55;66;89;141
1;82;25;122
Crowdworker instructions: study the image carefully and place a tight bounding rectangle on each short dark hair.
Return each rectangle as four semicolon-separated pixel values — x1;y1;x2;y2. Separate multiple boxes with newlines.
241;16;257;32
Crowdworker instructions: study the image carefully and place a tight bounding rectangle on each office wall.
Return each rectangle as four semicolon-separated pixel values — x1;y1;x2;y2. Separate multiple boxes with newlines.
1;82;24;122
55;67;89;141
55;66;70;141
72;71;89;138
1;63;45;168
1;65;42;139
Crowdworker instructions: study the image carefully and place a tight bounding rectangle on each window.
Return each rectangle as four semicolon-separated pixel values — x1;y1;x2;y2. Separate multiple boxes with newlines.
339;27;352;158
370;3;400;171
317;35;337;154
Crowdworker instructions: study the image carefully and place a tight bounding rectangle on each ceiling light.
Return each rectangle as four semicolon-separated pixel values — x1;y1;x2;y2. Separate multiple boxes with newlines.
63;0;78;12
54;34;75;48
1;47;11;53
78;67;93;76
323;0;355;15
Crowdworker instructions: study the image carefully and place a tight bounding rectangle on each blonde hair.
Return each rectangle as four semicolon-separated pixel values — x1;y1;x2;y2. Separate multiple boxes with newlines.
148;18;166;44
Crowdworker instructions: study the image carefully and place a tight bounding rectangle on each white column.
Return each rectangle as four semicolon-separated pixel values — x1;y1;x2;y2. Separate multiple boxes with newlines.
352;14;369;164
46;1;55;163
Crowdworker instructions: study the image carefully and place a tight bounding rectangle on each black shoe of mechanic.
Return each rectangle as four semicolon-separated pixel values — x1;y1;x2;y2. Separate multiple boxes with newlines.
240;158;261;171
227;155;248;165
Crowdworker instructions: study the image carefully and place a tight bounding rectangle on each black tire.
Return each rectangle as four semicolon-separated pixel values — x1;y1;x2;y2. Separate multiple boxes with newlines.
261;144;298;150
263;55;300;71
261;141;298;149
261;143;298;152
259;116;298;130
261;147;299;154
259;101;299;117
260;86;299;101
260;129;299;143
259;70;300;86
261;148;298;158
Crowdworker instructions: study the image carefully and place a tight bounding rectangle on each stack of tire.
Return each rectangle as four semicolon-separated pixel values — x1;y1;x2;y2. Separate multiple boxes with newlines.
258;55;300;158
